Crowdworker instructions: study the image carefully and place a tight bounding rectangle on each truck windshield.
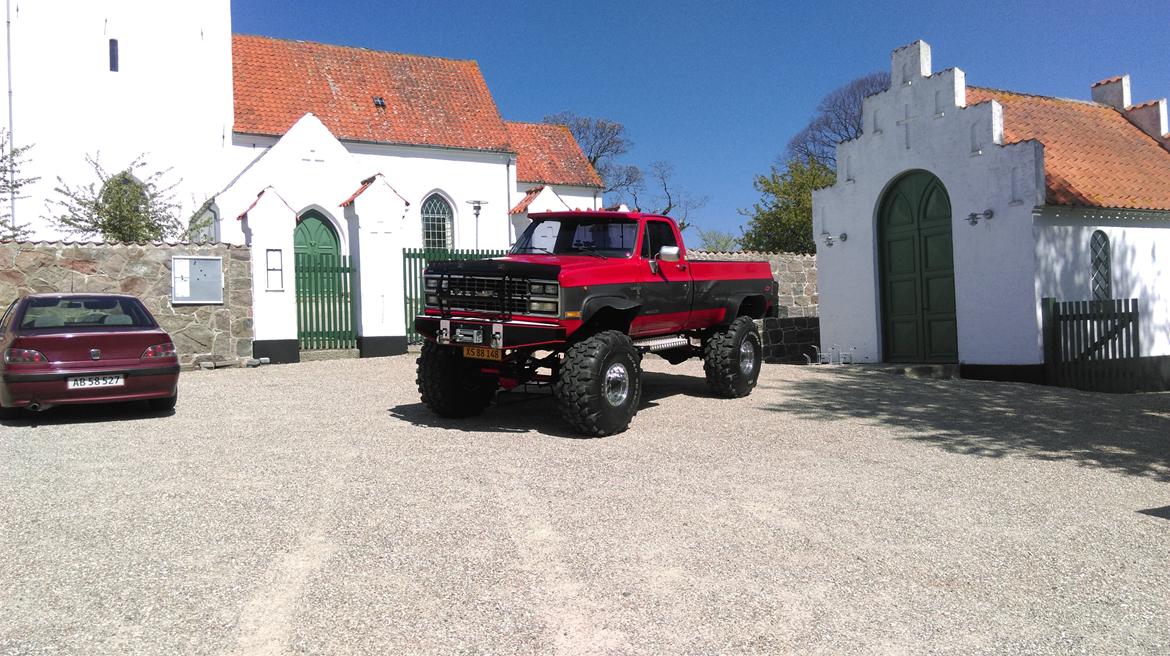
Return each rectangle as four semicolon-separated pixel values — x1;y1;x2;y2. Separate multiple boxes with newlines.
510;218;638;258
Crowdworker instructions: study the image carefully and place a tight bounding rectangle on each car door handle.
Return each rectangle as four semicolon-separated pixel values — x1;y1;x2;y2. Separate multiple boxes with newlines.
676;263;688;271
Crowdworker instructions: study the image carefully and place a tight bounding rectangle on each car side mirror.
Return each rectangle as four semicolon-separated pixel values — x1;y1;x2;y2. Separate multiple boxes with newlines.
659;246;680;263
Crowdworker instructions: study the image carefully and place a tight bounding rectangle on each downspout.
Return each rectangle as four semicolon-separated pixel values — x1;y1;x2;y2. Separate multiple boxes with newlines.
5;0;15;231
505;155;513;245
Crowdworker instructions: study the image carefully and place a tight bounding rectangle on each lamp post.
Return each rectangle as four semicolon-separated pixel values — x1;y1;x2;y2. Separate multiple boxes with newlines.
466;200;488;249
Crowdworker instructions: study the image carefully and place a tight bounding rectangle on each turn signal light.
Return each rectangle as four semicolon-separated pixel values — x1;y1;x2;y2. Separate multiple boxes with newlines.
141;343;177;359
3;348;47;364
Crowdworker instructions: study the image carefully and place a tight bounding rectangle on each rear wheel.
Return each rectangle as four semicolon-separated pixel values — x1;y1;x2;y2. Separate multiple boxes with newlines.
148;392;178;412
554;330;642;436
417;341;497;418
704;316;762;398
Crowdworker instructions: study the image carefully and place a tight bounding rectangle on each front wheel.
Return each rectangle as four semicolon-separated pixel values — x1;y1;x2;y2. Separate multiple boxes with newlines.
554;330;642;436
703;316;762;398
416;341;497;418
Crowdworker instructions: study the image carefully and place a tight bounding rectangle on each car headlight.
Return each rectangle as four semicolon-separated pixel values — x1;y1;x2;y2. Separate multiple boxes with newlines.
426;294;439;306
424;277;439;290
529;301;557;313
530;282;559;296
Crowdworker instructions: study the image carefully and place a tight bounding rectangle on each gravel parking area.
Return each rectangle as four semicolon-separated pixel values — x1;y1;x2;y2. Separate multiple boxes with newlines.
1;355;1168;655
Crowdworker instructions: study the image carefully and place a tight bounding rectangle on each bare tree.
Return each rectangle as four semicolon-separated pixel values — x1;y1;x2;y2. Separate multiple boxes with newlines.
544;112;643;198
785;71;890;169
630;161;708;232
0;129;38;240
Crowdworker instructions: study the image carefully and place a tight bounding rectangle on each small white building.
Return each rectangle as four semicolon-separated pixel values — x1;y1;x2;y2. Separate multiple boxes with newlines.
813;40;1170;381
2;6;602;362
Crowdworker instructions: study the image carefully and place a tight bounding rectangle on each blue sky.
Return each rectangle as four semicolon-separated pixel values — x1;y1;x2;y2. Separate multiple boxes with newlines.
232;1;1170;236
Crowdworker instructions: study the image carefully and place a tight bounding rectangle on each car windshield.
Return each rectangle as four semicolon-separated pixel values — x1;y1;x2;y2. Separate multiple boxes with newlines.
510;218;639;258
18;296;156;331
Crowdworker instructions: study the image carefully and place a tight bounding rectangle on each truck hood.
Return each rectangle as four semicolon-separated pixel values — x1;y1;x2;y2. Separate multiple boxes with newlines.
425;255;635;286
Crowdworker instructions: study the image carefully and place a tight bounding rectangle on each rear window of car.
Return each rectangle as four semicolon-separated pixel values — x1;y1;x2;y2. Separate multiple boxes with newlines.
17;296;156;330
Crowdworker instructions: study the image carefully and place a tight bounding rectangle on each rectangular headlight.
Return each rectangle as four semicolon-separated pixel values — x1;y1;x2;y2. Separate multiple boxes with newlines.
426;294;439;306
529;301;557;313
424;277;439;290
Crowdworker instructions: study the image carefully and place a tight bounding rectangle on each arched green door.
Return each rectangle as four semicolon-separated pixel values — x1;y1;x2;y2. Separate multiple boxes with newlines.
293;211;355;350
294;211;339;263
878;171;958;363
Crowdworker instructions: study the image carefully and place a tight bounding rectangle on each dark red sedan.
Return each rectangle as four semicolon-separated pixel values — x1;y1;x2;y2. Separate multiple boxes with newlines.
0;293;179;417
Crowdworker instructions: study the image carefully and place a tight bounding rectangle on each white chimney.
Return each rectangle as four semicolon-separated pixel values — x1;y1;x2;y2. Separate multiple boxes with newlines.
1091;75;1131;110
1126;99;1170;150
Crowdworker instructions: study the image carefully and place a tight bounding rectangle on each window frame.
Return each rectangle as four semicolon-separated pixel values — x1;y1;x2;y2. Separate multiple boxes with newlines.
421;194;454;250
1090;230;1112;301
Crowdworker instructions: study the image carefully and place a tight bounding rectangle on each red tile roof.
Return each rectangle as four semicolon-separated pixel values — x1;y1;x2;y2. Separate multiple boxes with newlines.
967;87;1170;211
505;122;603;188
232;34;512;152
509;186;545;215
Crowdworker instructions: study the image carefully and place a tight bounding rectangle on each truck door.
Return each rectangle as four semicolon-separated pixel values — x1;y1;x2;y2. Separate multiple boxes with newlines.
632;219;693;336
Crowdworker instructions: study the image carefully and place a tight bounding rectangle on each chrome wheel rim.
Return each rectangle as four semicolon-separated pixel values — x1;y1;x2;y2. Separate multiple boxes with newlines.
739;339;757;376
604;362;630;406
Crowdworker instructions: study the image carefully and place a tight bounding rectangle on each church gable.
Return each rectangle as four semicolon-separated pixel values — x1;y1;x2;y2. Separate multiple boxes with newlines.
232;34;512;153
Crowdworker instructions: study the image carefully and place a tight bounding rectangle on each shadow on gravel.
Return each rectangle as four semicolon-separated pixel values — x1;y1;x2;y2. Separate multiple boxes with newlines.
387;370;716;438
0;402;174;428
768;369;1170;481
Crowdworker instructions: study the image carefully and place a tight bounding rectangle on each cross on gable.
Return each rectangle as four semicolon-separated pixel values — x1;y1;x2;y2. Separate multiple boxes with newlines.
895;104;917;150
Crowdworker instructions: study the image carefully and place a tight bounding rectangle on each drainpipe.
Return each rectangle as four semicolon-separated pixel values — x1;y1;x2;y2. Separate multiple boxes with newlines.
5;0;15;231
505;156;513;245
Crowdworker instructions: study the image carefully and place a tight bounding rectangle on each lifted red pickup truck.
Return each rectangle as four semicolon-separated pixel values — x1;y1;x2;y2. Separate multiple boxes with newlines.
415;210;777;436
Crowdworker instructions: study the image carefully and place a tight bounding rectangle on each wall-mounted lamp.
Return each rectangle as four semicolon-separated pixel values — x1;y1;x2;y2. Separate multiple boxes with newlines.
821;231;848;247
966;209;994;226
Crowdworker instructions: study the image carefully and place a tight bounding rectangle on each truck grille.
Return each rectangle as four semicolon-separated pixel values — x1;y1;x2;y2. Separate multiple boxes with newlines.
424;275;559;317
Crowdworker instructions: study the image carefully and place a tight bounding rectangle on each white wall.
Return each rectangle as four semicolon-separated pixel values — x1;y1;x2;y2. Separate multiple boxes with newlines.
813;41;1046;365
1;0;234;239
1035;208;1170;356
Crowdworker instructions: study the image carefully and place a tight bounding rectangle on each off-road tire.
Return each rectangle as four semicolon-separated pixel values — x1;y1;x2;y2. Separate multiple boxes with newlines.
704;316;762;398
148;392;178;412
554;330;642;436
417;341;497;418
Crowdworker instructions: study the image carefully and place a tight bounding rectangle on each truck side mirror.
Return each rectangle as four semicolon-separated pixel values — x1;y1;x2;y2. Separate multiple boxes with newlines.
659;246;680;263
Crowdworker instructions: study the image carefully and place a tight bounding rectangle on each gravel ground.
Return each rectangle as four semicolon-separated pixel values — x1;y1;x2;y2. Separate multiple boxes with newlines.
1;354;1168;655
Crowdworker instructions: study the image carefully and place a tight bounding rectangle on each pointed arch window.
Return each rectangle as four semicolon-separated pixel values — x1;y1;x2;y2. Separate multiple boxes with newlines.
421;194;453;250
1090;230;1112;300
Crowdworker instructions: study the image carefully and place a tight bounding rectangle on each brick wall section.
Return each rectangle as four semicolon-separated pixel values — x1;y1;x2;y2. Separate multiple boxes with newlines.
0;241;253;368
755;317;820;364
688;250;818;318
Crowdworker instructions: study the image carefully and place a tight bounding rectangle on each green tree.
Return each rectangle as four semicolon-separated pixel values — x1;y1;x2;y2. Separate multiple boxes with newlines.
739;158;835;254
45;154;185;242
0;129;38;240
694;227;739;252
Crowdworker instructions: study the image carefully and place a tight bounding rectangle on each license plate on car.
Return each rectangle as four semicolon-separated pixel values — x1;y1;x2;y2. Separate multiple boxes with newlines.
66;374;125;389
462;346;502;361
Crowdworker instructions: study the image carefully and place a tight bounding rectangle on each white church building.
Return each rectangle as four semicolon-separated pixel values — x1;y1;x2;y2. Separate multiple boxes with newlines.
814;40;1170;382
2;2;602;362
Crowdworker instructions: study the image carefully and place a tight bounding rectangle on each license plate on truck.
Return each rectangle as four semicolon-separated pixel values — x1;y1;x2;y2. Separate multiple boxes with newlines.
462;346;502;361
67;374;125;389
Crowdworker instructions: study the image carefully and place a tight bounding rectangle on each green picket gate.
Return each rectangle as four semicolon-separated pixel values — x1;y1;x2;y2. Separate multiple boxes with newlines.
295;253;357;350
403;248;507;344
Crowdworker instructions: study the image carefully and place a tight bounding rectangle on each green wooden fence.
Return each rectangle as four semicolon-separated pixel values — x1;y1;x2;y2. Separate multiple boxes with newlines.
1042;297;1141;393
295;253;357;350
403;248;507;344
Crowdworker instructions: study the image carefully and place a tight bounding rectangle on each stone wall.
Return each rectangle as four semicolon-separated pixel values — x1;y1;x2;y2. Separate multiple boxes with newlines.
756;317;820;364
0;241;253;368
689;251;818;318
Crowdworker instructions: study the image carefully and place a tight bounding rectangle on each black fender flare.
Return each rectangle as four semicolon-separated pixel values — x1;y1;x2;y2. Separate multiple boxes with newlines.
719;294;768;327
580;295;641;327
